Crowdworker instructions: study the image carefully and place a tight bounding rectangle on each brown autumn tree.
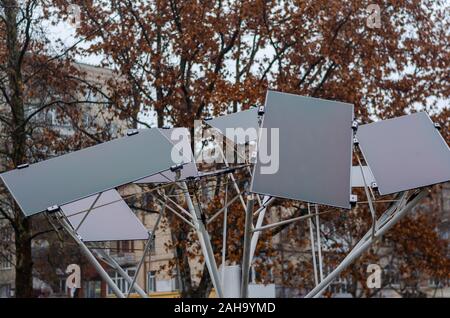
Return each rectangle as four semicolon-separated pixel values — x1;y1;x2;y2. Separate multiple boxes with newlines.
47;0;450;297
0;0;128;297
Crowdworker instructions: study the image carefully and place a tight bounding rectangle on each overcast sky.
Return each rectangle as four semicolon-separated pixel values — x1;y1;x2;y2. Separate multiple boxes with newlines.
43;9;448;128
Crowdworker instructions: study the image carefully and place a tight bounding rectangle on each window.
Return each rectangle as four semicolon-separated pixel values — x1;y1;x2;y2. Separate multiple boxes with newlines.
0;284;11;298
0;227;13;270
108;267;136;295
116;241;134;253
84;281;102;298
147;271;156;293
329;276;351;295
57;278;65;294
171;272;180;291
82;113;92;127
150;238;156;254
0;253;13;270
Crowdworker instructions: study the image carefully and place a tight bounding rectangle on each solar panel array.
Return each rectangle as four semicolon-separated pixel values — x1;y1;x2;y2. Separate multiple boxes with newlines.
1;91;449;222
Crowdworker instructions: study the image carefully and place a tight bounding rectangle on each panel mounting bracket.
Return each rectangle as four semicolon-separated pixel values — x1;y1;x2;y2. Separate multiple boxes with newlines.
126;129;139;136
170;163;184;172
350;194;358;207
257;106;265;116
46;205;60;213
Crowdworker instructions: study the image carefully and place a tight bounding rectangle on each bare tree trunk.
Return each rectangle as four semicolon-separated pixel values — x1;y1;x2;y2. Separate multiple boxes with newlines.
14;214;33;298
3;0;34;298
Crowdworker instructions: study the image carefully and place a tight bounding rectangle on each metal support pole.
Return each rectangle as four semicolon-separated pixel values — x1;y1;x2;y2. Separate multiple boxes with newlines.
253;208;331;232
180;181;224;298
315;204;324;282
221;180;228;286
126;236;153;297
346;192;408;261
127;187;173;297
308;203;319;286
57;213;125;298
207;193;242;225
95;249;148;298
241;195;254;298
248;196;273;264
75;192;102;232
305;189;428;298
218;145;247;211
356;153;377;237
125;193;170;297
155;197;196;228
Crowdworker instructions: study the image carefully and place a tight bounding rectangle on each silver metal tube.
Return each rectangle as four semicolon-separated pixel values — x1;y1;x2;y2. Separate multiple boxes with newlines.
346;192;407;260
207;193;241;225
126;236;152;298
155;198;196;229
163;195;194;220
308;203;319;286
221;182;228;287
125;192;170;298
97;249;148;298
357;154;377;237
58;215;125;298
253;209;330;232
241;196;254;298
248;196;272;264
218;146;247;211
253;197;276;216
75;192;102;232
315;204;324;282
305;189;428;298
180;181;224;298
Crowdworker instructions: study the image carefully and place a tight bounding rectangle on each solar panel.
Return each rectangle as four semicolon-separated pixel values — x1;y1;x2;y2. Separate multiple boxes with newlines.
135;162;198;184
250;90;354;209
158;128;195;164
0;129;182;216
357;112;450;195
135;128;198;183
205;108;259;144
60;189;149;242
351;166;375;188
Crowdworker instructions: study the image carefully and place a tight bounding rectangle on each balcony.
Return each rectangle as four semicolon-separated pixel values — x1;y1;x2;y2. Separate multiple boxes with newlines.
109;252;137;266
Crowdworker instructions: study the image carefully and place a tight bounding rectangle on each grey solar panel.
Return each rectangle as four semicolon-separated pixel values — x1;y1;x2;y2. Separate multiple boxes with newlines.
357;112;450;195
205;108;259;144
60;189;149;242
0;129;182;216
158;127;194;165
250;90;354;209
135;162;198;184
135;128;198;183
351;166;375;188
